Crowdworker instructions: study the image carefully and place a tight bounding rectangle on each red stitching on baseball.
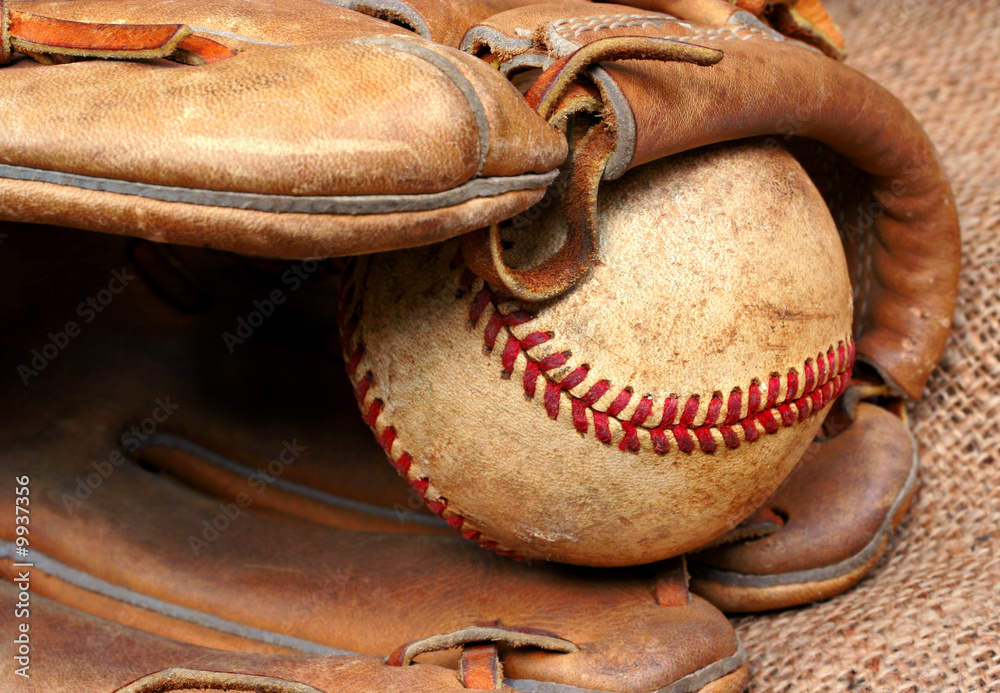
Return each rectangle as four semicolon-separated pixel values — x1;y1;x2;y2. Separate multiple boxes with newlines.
521;332;552;349
619;422;640;452
524;362;541;399
582;380;610;407
594;411;612;443
544;380;562;419
501;338;520;375
631;397;653;426
662;397;679;426
470;278;850;457
572;399;588;432
674;427;695;453
725;390;742;425
354;372;373;402
679;396;700;428
650;427;670;454
339;265;855;556
484;313;505;350
379;427;397;455
347;346;364;379
704;395;723;428
451;257;858;457
607;389;633;417
539;352;569;371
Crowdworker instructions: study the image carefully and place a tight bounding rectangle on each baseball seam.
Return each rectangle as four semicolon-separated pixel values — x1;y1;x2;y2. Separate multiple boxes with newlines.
340;259;854;555
461;271;854;455
339;258;518;556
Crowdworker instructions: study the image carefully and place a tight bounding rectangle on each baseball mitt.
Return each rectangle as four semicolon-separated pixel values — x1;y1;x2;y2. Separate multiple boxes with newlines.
0;0;565;258
0;226;749;693
0;0;960;661
0;582;541;692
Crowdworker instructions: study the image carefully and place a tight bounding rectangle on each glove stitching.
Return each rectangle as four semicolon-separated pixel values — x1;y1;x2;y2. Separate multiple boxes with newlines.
549;13;788;47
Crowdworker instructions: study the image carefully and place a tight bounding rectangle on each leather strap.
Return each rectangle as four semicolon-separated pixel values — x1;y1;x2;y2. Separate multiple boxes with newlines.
465;36;721;302
610;0;846;57
462;121;612;302
527;36;722;122
459;621;506;689
461;643;504;689
655;556;692;607
386;625;579;667
0;1;233;66
113;668;324;693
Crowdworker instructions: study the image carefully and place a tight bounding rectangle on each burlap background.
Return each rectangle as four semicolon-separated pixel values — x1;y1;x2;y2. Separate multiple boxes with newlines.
734;2;1000;691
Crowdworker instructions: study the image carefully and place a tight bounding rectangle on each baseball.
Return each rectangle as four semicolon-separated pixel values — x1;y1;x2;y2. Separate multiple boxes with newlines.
341;139;854;567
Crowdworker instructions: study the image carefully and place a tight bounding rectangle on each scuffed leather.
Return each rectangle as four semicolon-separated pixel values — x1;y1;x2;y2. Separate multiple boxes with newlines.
0;584;516;693
0;226;746;693
0;0;234;66
332;0;586;48
686;402;917;611
616;0;846;57
0;0;567;258
693;403;915;575
462;1;959;398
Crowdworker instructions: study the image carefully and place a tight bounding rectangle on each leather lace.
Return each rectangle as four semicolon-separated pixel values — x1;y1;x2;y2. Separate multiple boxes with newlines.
0;0;233;66
464;36;722;302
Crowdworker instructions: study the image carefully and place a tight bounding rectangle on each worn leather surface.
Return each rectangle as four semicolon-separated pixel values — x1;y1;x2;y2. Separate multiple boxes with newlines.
0;223;439;531
0;0;566;258
0;583;512;693
0;226;745;693
615;0;846;57
464;0;959;400
690;402;915;575
332;0;585;48
322;0;844;56
347;140;854;566
680;399;917;613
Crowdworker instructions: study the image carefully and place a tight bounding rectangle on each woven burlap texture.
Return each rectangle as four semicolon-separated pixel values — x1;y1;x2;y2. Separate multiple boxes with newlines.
733;2;1000;691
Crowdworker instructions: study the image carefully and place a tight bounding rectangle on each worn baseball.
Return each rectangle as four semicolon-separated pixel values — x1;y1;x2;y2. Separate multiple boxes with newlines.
341;139;854;567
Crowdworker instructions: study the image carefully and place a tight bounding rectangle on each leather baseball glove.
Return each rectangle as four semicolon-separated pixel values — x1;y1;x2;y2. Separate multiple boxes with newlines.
3;0;960;585
0;3;962;690
0;0;957;381
0;0;566;258
0;225;749;693
2;584;537;693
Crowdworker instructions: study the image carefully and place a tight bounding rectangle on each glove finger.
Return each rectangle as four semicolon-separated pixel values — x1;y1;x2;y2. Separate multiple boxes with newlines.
0;227;748;693
0;0;566;258
688;402;917;612
0;582;519;693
